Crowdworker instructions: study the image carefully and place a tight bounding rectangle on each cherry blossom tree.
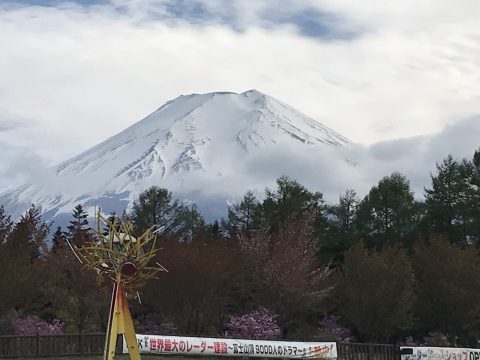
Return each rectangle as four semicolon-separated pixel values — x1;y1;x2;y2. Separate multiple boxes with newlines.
225;307;280;340
7;312;64;335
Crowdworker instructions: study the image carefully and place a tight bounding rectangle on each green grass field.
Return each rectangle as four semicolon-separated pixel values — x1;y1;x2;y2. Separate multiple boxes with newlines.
4;356;223;360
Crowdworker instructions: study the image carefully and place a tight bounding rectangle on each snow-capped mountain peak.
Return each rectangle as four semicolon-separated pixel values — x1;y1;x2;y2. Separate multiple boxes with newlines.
0;90;351;223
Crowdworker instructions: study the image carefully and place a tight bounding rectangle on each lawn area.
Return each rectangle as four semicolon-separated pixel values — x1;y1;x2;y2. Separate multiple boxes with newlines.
4;356;221;360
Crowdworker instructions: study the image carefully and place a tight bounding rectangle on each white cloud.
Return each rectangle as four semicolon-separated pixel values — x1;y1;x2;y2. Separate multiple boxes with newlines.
0;0;479;195
192;116;480;204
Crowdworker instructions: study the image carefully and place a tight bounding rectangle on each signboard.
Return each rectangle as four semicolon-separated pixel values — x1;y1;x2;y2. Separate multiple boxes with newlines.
401;347;480;360
124;334;337;359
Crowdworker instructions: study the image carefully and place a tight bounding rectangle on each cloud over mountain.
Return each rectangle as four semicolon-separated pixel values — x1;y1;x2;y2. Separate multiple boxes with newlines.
0;90;351;221
2;89;480;225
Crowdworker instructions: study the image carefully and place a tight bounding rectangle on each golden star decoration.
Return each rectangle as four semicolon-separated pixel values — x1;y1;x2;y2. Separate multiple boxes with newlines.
74;210;167;290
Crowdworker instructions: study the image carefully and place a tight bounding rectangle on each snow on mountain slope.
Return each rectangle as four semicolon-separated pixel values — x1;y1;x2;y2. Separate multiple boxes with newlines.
0;89;352;222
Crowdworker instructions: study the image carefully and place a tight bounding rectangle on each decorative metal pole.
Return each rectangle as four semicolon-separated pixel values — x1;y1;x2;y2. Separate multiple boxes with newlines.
73;211;167;360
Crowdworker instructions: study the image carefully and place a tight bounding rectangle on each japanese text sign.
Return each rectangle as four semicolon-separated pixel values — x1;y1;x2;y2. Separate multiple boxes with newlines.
124;334;337;359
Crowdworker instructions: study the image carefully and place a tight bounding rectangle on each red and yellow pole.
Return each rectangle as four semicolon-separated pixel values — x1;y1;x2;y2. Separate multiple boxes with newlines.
104;273;141;360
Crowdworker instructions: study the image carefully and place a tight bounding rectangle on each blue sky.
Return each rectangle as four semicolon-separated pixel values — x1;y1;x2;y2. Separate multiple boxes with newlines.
0;0;480;193
6;0;101;6
4;0;355;39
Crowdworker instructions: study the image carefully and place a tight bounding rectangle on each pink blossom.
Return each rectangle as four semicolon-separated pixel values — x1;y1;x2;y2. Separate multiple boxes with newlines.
7;312;64;336
225;307;280;340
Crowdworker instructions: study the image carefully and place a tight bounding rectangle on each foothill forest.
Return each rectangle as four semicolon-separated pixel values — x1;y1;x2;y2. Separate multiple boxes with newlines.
1;149;480;347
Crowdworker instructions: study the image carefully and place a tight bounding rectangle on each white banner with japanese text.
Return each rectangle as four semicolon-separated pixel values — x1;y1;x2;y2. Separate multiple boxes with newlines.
124;334;337;359
400;347;480;360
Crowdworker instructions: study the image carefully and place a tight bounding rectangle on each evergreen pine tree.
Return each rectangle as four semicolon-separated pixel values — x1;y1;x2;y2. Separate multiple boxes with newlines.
131;186;185;235
65;204;91;247
9;205;50;260
356;172;417;249
320;189;359;266
262;176;325;233
208;220;221;238
177;205;206;242
223;191;262;238
51;226;66;254
0;205;50;313
424;155;472;244
102;212;120;236
467;148;480;244
0;205;13;243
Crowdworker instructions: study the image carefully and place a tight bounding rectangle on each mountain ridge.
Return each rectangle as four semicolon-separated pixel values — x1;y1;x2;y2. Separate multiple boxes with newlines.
0;89;352;223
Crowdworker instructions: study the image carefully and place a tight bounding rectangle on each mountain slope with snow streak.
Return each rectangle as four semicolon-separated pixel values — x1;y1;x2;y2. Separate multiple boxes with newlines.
0;89;352;222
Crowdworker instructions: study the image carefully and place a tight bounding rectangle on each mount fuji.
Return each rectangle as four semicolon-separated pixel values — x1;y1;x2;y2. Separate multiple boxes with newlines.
0;89;353;224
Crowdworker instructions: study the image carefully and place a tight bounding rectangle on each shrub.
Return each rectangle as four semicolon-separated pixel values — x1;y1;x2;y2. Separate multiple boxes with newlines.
319;315;353;342
136;315;176;335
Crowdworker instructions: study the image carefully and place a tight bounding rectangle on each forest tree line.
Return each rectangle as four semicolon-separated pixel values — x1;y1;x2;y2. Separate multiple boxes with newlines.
1;149;480;346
